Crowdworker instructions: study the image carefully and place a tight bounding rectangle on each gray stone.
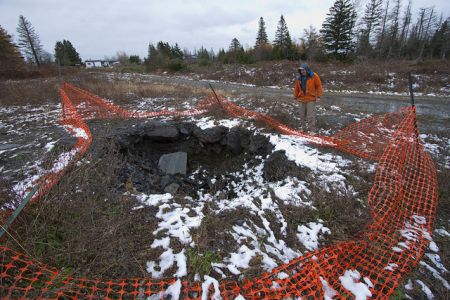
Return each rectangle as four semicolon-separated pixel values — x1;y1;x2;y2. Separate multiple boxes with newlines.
235;219;245;226
145;125;179;141
164;183;180;195
193;127;227;143
160;175;171;189
226;128;242;154
158;152;187;175
179;123;196;135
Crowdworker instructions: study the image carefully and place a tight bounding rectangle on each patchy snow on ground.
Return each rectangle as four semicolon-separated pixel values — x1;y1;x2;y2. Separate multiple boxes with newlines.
339;269;373;300
1;83;448;297
416;280;435;299
128;114;367;279
297;221;330;251
0;103;75;202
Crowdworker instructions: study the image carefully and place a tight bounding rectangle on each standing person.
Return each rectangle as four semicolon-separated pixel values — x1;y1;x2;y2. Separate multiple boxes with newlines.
293;62;323;130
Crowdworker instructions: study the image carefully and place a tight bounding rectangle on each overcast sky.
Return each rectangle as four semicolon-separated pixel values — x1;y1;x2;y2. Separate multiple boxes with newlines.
1;0;448;60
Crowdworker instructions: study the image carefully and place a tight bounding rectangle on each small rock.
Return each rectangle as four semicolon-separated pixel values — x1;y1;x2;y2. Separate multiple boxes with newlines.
235;219;245;226
164;183;180;195
160;175;171;189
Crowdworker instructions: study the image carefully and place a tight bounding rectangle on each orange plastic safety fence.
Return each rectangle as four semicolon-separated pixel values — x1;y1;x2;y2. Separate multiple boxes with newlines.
1;84;438;299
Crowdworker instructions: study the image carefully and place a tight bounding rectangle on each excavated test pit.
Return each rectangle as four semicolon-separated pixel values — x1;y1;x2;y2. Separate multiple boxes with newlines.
111;120;308;198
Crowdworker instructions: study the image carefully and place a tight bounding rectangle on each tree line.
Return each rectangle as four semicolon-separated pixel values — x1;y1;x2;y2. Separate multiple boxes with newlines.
1;0;449;76
144;0;449;70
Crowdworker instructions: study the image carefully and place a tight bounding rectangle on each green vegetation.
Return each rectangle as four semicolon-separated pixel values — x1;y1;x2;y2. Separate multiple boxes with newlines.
185;247;221;278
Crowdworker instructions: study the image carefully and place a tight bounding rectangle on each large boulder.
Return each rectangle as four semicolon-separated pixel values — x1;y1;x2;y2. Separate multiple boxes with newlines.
158;152;187;175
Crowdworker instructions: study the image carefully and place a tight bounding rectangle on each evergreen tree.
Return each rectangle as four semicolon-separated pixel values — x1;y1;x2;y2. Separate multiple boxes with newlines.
229;38;243;52
255;17;269;48
0;25;25;76
146;41;186;71
273;15;293;59
196;46;210;60
171;43;183;59
254;17;272;61
16;15;43;67
217;48;226;62
129;55;141;64
430;19;449;59
55;40;82;66
320;0;357;60
227;38;243;63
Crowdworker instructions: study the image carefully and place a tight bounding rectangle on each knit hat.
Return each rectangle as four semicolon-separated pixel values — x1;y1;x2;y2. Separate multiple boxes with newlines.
299;62;309;70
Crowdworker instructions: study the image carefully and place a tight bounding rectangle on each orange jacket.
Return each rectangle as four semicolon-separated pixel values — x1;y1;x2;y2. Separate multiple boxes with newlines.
293;73;323;102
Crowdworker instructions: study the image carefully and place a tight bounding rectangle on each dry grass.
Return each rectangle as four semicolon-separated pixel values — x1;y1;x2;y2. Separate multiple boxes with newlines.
0;78;60;106
3;136;157;278
72;73;212;105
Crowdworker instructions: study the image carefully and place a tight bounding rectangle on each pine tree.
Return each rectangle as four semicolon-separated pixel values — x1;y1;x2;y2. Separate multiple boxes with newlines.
55;40;82;66
171;43;183;59
272;15;293;59
227;38;242;63
254;17;272;61
255;17;269;48
0;25;25;76
229;38;242;52
146;41;186;71
129;55;141;64
16;15;43;67
320;0;357;60
430;18;449;59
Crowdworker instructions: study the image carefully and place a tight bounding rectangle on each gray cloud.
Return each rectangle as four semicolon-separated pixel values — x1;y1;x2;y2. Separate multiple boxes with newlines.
1;0;448;60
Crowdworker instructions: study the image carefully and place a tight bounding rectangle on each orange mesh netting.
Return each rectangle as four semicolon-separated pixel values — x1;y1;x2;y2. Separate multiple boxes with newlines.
1;83;438;299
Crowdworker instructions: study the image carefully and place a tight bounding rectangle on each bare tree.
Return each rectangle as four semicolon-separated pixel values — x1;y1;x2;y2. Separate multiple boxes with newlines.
387;0;401;58
16;15;43;67
116;50;129;65
301;26;323;59
398;0;412;57
377;0;390;57
417;7;436;59
358;0;383;55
